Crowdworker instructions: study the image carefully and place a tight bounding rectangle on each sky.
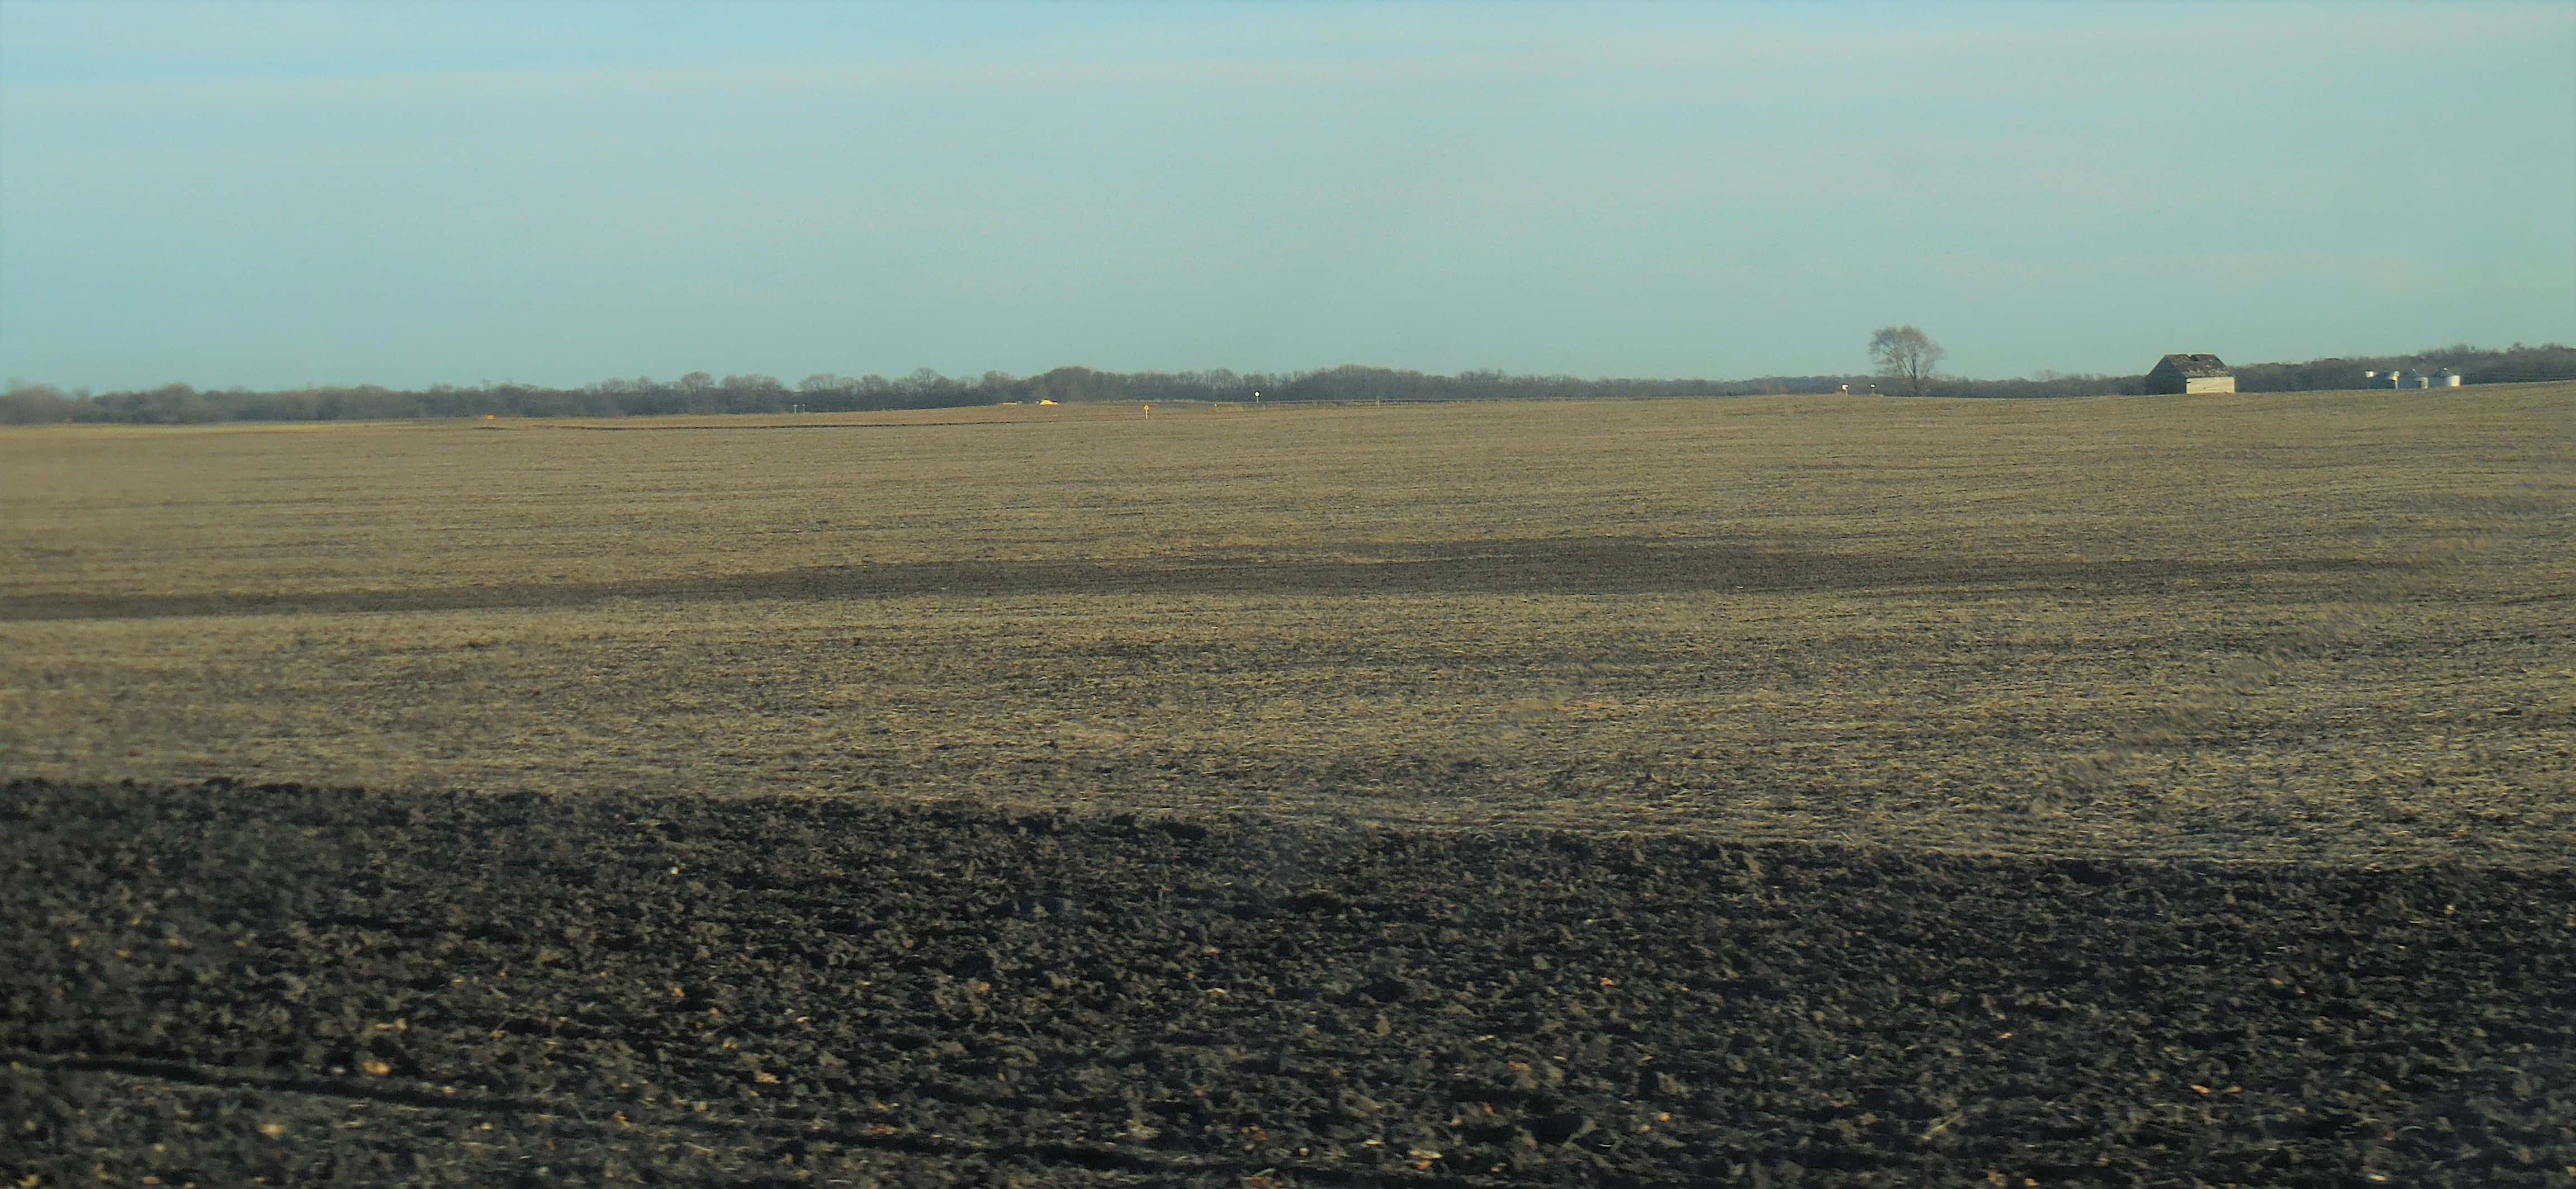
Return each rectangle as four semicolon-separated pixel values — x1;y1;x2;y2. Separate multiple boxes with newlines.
2;1;2571;391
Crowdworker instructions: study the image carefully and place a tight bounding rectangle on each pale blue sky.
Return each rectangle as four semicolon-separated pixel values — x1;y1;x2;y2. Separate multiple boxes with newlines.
3;1;2570;390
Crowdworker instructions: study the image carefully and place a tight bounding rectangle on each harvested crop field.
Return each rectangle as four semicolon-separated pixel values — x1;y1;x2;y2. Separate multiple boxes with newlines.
3;387;2572;864
8;780;2574;1187
3;388;2573;1184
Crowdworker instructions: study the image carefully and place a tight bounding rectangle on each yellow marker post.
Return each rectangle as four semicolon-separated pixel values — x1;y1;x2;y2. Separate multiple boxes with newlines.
1142;404;1150;419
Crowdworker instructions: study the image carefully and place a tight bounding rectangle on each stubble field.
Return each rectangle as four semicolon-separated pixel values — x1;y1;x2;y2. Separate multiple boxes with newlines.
4;387;2572;861
4;386;2573;1184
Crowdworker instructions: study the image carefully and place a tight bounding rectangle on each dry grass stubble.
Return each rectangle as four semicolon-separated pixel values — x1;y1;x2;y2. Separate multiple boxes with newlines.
3;387;2570;863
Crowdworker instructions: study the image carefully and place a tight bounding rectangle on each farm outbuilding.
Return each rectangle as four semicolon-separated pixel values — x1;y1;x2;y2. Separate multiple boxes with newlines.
2146;353;2235;395
2366;369;2465;389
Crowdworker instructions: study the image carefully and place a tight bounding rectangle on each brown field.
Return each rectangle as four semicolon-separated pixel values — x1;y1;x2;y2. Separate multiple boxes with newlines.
3;386;2570;863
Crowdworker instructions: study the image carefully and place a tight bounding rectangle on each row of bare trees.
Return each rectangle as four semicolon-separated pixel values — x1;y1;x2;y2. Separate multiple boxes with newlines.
1859;330;2576;397
6;342;2567;425
0;367;1866;424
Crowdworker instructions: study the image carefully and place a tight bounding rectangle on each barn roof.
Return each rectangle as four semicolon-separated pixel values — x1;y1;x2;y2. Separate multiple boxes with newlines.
2153;353;2231;377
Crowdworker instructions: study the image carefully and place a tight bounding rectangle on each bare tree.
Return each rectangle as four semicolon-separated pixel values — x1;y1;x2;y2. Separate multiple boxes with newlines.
1867;325;1945;397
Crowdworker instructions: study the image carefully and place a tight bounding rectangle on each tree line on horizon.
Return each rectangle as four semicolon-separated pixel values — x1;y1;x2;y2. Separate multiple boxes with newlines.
4;342;2569;426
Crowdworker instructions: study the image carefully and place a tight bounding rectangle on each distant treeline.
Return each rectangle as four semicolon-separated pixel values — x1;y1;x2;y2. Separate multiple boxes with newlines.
5;343;2570;425
2227;342;2576;391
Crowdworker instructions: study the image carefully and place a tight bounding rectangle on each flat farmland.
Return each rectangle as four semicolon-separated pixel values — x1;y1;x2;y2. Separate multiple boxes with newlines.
7;780;2569;1186
7;389;2576;1185
3;387;2570;862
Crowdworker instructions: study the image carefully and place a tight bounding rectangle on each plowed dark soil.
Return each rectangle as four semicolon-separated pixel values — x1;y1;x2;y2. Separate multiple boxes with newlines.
6;780;2572;1187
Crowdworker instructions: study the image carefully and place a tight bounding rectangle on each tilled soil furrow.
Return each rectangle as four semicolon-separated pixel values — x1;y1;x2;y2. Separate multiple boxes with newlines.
6;1055;1497;1187
4;778;2572;1187
4;1063;1206;1186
